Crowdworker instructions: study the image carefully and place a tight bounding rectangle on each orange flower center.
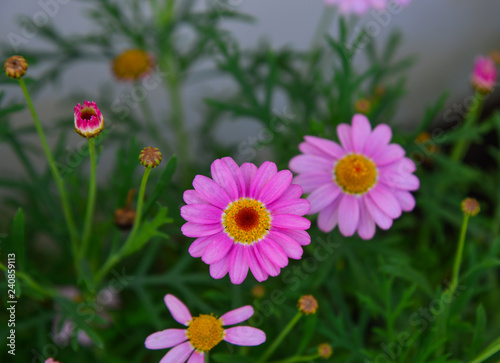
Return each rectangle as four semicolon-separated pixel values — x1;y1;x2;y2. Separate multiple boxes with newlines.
223;198;271;244
334;154;377;194
187;314;224;352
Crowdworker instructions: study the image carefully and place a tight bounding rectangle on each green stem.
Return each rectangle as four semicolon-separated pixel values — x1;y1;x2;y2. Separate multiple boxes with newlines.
257;312;303;363
81;138;97;259
450;91;485;161
0;262;56;298
18;78;79;260
470;336;500;363
448;214;470;296
94;167;152;284
271;354;321;363
310;6;336;48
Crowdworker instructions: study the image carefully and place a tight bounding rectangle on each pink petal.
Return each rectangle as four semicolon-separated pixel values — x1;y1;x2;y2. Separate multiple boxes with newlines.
159;341;194;363
181;222;223;238
292;173;333;194
338;195;360;237
289;155;332;174
188;236;212;258
187;351;204;363
210;250;231;279
259;238;288;268
224;327;266;346
254;244;280;276
337;123;353;151
164;295;192;326
193;175;232;210
245;246;269;282
351;114;372;152
381;157;416;174
201;232;234;264
364;196;393;230
183;190;207;204
145;329;187;349
223;157;246;198
229;244;249;284
368;185;402;219
259;170;293;205
317;199;340;233
303;135;345;158
277;184;303;201
394;190;416;212
380;172;420;191
220;306;254;326
275;229;311;246
272;215;311;230
268;231;303;260
269;199;311;216
373;144;405;166
364;124;392;157
307;183;341;214
241;163;258;197
357;203;376;240
211;159;239;200
249;161;278;198
181;204;223;224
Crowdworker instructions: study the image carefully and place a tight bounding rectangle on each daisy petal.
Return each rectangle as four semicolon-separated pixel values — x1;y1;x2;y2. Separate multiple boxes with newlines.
211;159;239;200
364;196;393;230
269;198;311;216
277;184;304;201
307;183;342;214
303;135;345;158
160;341;194;363
337;123;353;151
193;175;232;210
223;157;246;198
202;232;234;264
364;124;392;156
254;244;280;276
164;295;192;326
210;250;231;279
187;351;204;363
358;203;376;240
224;327;266;346
276;229;311;246
249;161;278;198
368;185;402;219
180;204;222;224
373;144;405;166
145;329;187;349
272;215;311;230
394;190;416;212
259;170;293;205
246;246;269;282
292;173;332;194
268;231;303;259
338;195;360;237
181;222;223;238
188;236;212;258
220;306;254;326
317;199;340;233
183;190;206;204
240;163;258;197
289;155;332;174
259;238;288;268
351;114;372;152
229;244;249;284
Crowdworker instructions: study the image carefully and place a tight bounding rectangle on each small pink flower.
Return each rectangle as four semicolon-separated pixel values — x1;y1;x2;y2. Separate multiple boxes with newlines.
324;0;411;15
145;294;266;362
471;56;497;93
289;114;419;240
181;157;311;284
45;359;60;363
74;100;104;138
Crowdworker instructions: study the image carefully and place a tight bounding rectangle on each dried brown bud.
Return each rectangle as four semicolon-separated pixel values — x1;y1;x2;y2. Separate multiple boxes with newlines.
114;208;136;230
298;295;318;315
318;343;333;359
251;285;265;299
139;147;162;168
4;55;28;79
461;198;480;217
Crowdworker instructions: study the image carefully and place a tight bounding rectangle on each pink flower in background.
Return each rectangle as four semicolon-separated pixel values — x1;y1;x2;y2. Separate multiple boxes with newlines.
471;56;497;93
181;157;311;284
74;100;104;138
290;114;419;239
324;0;411;15
145;294;266;362
45;359;60;363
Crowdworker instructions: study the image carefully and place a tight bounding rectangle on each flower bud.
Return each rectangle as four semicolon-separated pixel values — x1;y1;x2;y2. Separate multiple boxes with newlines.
471;56;497;94
139;147;162;168
4;55;28;79
318;343;333;359
74;101;104;139
112;49;154;81
461;198;480;217
298;295;318;315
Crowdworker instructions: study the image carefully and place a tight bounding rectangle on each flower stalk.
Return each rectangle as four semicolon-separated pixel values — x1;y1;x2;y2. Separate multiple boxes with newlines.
80;137;97;259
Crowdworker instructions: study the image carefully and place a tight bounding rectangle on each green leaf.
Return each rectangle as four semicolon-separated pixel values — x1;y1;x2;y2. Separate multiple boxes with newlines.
142;155;177;217
470;304;487;358
211;353;255;363
10;208;26;272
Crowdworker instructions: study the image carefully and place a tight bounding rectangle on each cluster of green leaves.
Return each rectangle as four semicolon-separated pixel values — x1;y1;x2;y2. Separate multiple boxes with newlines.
1;1;500;362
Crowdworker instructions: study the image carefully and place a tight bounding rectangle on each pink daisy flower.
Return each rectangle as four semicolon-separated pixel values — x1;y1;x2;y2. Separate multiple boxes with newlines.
74;100;104;139
324;0;411;15
471;56;497;93
289;114;419;240
145;294;266;362
181;157;311;284
45;359;60;363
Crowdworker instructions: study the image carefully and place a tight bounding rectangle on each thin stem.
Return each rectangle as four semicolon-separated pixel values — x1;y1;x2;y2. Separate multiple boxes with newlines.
257;312;303;363
94;167;152;284
310;6;336;48
18;78;79;260
450;91;485;161
448;214;470;296
470;336;500;363
81;138;97;259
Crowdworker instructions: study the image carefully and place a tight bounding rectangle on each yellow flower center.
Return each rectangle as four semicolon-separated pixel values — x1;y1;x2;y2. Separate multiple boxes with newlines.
80;107;96;120
112;49;152;80
222;198;271;244
187;314;224;352
334;154;378;194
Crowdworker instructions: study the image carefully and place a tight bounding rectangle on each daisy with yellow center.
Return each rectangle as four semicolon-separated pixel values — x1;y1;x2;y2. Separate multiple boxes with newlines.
112;49;154;81
290;114;419;239
145;294;266;363
181;157;311;284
